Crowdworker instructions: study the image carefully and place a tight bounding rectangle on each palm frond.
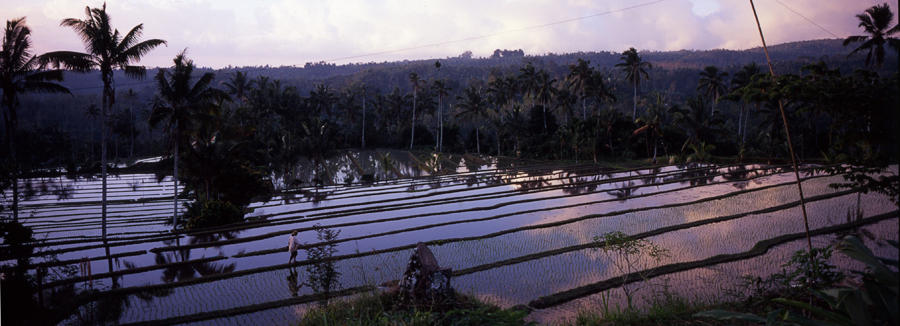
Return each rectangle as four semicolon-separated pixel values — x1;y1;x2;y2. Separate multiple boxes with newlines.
116;24;144;54
118;38;166;65
38;51;94;71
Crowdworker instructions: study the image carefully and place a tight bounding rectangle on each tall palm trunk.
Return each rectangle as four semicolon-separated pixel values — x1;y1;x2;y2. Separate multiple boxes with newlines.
361;96;366;148
101;76;110;239
581;95;586;121
632;79;637;120
475;127;480;155
173;122;179;229
410;89;416;150
438;94;443;152
4;108;18;221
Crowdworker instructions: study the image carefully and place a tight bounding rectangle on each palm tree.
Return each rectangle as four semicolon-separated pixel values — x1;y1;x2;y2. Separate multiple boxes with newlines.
431;79;451;152
488;75;515;155
697;66;728;116
42;3;166;239
149;50;227;228
589;70;617;163
633;94;668;163
843;3;900;68
222;71;255;104
1;18;70;221
535;69;556;131
357;83;368;149
518;63;539;114
728;63;761;144
615;47;651;120
567;58;594;120
408;72;425;149
456;85;489;154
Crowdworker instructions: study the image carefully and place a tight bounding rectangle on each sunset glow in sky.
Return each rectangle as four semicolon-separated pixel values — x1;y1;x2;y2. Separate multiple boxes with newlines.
2;0;895;68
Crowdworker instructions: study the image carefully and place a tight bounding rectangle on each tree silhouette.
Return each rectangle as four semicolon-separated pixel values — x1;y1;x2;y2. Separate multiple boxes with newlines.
535;69;556;131
456;85;489;154
42;3;166;239
697;65;728;115
567;58;594;120
149;50;227;227
408;72;426;149
431;79;451;152
1;18;70;221
222;71;255;104
616;48;651;120
843;3;900;68
728;63;762;145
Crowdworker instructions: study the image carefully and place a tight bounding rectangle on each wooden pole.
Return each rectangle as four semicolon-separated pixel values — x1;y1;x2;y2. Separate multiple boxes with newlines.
749;0;813;253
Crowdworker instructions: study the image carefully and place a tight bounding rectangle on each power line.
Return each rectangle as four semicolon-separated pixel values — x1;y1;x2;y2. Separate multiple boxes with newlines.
321;0;671;63
773;0;840;38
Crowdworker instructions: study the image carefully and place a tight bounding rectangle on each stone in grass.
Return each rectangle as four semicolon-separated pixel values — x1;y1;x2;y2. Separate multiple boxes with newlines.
397;242;453;305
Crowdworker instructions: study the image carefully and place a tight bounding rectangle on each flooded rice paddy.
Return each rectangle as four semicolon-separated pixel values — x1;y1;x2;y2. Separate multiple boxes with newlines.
3;151;898;325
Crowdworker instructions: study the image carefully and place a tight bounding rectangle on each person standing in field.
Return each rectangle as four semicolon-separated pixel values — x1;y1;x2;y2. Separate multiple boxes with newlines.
289;230;301;264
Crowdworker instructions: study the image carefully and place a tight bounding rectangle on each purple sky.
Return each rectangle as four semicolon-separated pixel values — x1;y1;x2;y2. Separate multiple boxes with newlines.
4;0;896;68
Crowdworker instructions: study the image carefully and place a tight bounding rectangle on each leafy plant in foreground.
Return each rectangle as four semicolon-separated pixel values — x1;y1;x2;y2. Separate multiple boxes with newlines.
695;235;899;326
593;231;670;313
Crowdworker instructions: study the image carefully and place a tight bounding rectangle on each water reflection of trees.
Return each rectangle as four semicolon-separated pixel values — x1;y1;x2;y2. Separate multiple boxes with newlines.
607;180;636;201
561;174;600;195
154;235;236;284
305;224;341;306
517;176;551;192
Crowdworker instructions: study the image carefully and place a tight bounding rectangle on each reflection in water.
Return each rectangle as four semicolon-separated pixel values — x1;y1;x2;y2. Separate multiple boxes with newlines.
561;174;600;196
606;180;636;201
155;236;236;284
517;176;551;192
287;268;303;297
305;224;341;306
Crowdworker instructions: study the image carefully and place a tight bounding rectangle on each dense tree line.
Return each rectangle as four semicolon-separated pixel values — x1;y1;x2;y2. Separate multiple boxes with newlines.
3;3;899;229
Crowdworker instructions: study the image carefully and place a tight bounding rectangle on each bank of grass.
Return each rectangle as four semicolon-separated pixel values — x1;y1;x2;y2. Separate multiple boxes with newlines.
298;291;532;326
571;295;728;326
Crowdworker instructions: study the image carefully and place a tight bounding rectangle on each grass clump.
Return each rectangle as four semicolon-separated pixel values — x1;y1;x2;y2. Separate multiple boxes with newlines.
298;291;532;326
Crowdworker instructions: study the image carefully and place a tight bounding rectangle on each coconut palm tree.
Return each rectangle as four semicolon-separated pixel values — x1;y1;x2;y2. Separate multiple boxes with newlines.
843;3;900;68
697;65;728;115
149;50;227;228
456;85;489;154
615;47;651;120
431;79;451;152
535;69;556;131
589;70;617;163
408;72;426;149
222;71;255;104
728;63;761;144
488;75;515;155
566;58;594;120
1;18;71;221
518;63;539;114
41;3;166;239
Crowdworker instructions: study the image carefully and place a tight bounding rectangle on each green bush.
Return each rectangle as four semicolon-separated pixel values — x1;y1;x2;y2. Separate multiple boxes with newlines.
183;200;244;230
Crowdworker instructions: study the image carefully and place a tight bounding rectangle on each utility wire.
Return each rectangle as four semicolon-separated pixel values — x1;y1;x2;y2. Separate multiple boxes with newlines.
773;0;840;38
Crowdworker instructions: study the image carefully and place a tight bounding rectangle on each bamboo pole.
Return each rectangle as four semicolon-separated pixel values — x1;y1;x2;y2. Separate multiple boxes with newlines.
749;0;813;253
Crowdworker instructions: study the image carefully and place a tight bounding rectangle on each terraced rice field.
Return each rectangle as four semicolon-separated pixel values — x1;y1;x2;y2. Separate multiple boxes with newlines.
3;152;897;325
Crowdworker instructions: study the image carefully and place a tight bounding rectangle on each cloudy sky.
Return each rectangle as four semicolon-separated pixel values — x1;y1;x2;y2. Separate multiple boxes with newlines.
3;0;895;68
